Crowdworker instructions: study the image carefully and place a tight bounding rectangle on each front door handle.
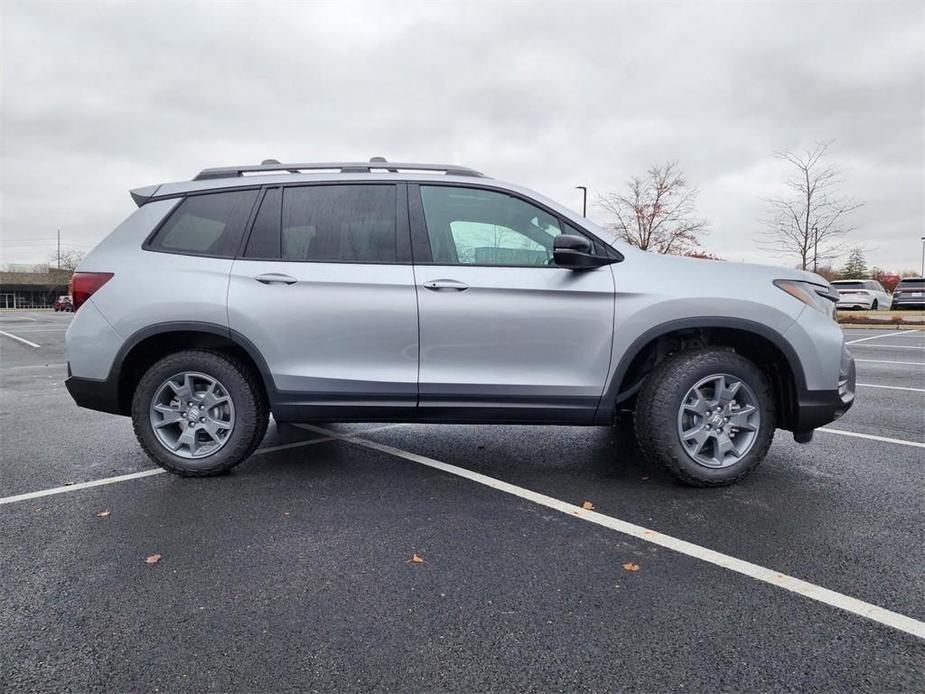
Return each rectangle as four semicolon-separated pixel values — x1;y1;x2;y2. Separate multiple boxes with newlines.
423;279;469;292
255;273;297;286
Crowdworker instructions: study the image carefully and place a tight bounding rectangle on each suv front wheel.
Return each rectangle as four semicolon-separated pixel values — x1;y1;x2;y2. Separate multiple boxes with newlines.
634;348;776;487
132;350;268;476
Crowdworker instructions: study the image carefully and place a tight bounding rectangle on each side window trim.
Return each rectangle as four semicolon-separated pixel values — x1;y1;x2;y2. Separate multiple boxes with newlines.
237;182;412;264
408;181;615;267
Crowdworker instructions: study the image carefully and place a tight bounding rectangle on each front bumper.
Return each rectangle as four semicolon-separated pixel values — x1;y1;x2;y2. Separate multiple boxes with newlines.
793;349;856;432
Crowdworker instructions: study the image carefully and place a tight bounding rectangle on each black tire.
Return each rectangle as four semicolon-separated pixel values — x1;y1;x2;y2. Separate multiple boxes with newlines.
132;349;269;476
634;348;776;487
871;300;878;311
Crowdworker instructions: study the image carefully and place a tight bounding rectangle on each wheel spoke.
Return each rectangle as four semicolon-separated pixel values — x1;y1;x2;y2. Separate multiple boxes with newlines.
683;397;709;415
200;383;229;409
719;379;742;404
166;377;189;400
728;406;758;431
713;433;736;465
173;425;198;455
153;404;183;428
682;425;711;455
202;417;231;441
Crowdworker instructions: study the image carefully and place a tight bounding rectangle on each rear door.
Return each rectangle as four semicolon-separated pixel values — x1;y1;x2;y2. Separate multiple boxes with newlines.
228;182;418;420
409;183;615;422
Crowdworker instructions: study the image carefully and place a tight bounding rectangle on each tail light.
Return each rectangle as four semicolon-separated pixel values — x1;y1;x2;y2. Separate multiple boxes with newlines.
71;272;114;311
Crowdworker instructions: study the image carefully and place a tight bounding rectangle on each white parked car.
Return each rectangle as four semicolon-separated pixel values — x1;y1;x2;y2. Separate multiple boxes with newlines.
831;280;891;311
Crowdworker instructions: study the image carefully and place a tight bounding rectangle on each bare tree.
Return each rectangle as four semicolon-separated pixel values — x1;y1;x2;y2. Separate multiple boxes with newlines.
759;141;862;271
49;249;85;272
597;161;708;255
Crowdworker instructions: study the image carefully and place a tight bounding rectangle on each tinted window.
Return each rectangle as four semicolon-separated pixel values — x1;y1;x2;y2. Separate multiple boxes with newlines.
420;186;565;266
280;185;397;262
897;279;925;287
150;190;258;256
244;188;282;258
833;281;865;290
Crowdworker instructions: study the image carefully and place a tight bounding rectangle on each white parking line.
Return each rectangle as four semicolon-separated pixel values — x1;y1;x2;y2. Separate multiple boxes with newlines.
0;315;36;322
850;344;924;350
0;330;41;349
0;424;403;506
296;423;925;641
847;330;918;344
817;428;925;448
0;363;67;371
856;383;925;393
855;359;925;366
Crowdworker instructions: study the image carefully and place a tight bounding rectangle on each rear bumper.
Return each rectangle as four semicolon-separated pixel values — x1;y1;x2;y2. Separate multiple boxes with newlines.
65;365;123;415
793;351;856;431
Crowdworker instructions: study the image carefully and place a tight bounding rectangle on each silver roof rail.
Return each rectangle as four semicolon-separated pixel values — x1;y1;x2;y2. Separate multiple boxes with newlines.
193;157;486;180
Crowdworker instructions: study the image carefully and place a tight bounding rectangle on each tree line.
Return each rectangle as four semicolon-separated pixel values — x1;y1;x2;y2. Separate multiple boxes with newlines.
595;142;915;283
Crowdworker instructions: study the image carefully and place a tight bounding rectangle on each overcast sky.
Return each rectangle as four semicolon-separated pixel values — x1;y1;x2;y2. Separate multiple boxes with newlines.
2;0;923;271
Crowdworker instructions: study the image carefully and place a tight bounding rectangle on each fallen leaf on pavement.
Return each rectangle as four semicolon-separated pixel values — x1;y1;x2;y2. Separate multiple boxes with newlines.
145;554;162;565
407;553;426;564
622;562;640;572
96;510;111;518
581;500;595;510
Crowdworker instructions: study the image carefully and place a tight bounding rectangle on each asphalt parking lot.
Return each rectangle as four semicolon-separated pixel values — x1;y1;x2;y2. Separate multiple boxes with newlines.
1;310;923;692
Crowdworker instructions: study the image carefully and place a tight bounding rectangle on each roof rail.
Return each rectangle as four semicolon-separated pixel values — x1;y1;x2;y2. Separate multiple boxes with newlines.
193;157;486;181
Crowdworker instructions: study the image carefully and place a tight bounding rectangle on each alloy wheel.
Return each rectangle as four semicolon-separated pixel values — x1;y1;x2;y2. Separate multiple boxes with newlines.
149;371;235;459
676;373;761;468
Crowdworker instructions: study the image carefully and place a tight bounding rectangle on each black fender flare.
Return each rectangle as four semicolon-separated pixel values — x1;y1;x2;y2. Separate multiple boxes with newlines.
110;321;278;409
596;316;806;420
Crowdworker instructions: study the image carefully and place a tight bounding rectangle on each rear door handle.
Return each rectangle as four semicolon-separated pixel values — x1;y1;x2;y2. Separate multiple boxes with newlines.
255;273;297;286
423;279;469;292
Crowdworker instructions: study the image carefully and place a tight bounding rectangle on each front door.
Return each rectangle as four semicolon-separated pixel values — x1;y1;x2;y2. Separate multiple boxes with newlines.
228;182;418;420
410;183;615;422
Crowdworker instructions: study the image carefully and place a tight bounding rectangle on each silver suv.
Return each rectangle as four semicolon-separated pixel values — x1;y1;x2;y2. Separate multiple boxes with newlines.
65;159;855;486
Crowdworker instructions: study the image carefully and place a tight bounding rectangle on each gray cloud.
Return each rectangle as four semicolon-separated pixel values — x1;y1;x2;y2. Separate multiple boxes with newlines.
2;0;922;270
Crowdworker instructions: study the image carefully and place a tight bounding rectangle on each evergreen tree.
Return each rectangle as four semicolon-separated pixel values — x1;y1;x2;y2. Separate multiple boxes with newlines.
841;247;868;279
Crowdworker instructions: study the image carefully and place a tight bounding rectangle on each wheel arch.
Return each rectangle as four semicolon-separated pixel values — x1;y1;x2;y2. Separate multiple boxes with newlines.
599;317;806;430
112;322;274;415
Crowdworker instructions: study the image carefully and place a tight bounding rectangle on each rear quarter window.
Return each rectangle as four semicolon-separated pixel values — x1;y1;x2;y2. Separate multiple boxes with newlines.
148;190;258;257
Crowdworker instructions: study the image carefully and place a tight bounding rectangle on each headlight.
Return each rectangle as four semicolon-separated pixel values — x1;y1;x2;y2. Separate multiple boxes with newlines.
774;279;838;319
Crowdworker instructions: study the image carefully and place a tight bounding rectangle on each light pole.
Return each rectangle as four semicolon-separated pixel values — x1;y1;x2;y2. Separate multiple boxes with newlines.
575;186;587;217
920;236;924;277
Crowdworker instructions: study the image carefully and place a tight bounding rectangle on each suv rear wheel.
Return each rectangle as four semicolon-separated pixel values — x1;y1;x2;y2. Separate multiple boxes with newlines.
634;348;775;487
131;349;268;476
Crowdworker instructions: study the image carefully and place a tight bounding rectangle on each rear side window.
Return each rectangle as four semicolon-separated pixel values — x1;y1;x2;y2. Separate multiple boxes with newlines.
264;184;398;262
149;190;258;257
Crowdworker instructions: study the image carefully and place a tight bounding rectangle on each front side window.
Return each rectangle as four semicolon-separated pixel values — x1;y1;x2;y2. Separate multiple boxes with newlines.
420;186;568;266
278;185;397;262
149;190;258;256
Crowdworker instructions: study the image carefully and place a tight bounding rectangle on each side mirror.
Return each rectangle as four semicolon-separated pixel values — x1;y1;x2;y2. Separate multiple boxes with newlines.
553;234;614;269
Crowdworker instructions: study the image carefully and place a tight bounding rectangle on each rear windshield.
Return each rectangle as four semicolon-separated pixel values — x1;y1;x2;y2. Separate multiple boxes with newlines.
833;281;865;289
896;279;925;287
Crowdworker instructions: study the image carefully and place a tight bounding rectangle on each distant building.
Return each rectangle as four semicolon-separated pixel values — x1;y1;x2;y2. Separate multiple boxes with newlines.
0;269;72;308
